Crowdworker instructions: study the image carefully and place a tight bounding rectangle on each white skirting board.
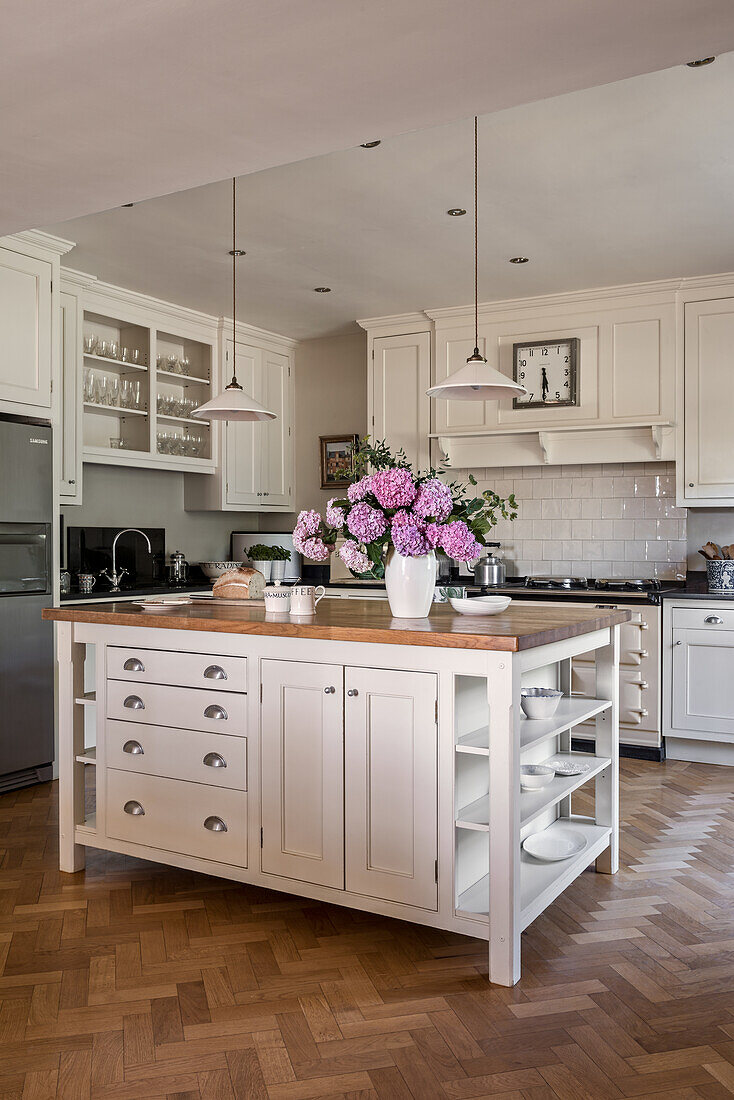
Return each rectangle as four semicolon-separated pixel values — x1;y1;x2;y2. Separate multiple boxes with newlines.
665;737;734;766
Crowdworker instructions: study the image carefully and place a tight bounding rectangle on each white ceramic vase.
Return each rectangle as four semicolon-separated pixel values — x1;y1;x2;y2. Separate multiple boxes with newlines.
384;549;437;618
252;560;272;581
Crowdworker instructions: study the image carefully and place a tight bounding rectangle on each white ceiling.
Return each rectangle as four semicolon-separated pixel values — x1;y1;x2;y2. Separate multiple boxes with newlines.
5;0;734;236
47;54;734;340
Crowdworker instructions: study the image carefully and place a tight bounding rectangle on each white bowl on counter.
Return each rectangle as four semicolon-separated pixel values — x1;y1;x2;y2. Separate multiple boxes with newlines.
199;561;243;579
449;595;512;616
520;764;555;791
520;687;563;719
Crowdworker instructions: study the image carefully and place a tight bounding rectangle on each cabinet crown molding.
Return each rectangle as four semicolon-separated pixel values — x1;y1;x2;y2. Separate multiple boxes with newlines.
0;228;76;258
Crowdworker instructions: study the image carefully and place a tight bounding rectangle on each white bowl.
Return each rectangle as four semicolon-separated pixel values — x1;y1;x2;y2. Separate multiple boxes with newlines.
449;596;512;616
520;764;555;791
520;688;563;719
199;561;243;579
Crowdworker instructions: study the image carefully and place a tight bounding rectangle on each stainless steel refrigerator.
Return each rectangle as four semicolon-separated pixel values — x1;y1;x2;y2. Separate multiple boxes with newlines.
0;413;54;789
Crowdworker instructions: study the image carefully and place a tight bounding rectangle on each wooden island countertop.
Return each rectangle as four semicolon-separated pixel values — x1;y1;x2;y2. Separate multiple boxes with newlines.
43;597;630;652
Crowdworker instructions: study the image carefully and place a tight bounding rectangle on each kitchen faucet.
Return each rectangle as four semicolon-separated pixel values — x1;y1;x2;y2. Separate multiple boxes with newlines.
100;528;152;591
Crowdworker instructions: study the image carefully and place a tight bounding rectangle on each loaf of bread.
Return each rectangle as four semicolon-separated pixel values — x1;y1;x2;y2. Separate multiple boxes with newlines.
212;566;265;600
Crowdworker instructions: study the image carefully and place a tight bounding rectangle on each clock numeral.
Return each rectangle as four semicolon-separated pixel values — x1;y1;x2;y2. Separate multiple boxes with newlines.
555;391;561;400
564;356;570;363
519;359;526;367
519;371;525;379
542;347;548;355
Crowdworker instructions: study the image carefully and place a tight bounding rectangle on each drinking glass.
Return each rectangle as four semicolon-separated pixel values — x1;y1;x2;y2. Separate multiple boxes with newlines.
179;357;191;376
129;348;142;365
167;355;179;374
97;340;109;359
109;438;123;449
83;369;96;403
107;377;119;406
129;380;141;409
108;341;119;360
95;375;108;405
156;355;165;370
83;334;97;354
120;346;129;362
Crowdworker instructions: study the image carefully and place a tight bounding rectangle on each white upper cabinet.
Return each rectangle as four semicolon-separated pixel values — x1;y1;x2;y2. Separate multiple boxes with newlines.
370;331;431;469
0;248;52;411
59;291;82;503
681;297;734;505
186;334;295;512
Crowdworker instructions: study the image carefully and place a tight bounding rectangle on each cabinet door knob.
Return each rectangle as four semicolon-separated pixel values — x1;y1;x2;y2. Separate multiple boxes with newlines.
123;657;145;672
204;664;227;680
204;704;228;720
632;650;649;659
203;752;227;768
69;479;75;485
123;694;145;710
324;686;335;694
204;815;228;832
635;681;649;690
122;740;144;755
704;615;724;625
123;800;145;816
347;688;358;697
675;640;682;645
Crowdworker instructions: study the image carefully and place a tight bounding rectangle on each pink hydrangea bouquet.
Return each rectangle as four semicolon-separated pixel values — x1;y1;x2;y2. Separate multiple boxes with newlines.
293;439;517;579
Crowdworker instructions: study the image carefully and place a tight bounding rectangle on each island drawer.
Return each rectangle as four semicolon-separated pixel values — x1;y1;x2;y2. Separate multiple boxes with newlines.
106;680;247;736
106;769;248;867
106;720;247;790
107;647;247;693
670;606;734;631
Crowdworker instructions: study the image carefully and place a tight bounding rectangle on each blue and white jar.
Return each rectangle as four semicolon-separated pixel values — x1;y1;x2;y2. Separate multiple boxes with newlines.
706;559;734;593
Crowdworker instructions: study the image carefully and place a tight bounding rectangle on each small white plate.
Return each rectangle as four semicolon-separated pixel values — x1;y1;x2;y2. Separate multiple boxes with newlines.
134;597;192;612
522;827;589;863
545;758;590;777
449;596;512;616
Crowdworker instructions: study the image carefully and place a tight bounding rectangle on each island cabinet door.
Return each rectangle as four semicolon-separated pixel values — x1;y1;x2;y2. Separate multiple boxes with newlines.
344;667;438;910
260;660;344;888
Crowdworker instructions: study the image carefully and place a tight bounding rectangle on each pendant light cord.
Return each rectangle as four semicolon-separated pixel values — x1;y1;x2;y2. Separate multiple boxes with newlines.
231;176;237;386
473;115;480;357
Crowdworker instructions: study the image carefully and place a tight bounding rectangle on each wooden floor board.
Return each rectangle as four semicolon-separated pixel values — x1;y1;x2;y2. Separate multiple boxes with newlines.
1;763;734;1097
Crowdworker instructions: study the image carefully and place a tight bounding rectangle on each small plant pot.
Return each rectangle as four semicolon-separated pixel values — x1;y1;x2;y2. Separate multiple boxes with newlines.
706;559;734;593
271;560;286;583
252;560;272;582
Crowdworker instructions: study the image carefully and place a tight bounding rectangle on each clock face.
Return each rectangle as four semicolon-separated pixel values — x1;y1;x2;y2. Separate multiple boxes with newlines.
512;338;579;409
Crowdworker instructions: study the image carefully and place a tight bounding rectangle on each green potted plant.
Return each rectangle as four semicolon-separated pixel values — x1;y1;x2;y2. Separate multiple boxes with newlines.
270;544;292;583
247;543;276;582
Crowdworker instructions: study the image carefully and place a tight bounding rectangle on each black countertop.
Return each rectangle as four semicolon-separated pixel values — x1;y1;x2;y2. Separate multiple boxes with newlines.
660;573;734;601
61;583;211;602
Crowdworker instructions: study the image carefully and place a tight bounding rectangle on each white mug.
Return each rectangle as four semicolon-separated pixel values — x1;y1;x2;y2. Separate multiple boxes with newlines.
263;585;291;614
289;584;325;615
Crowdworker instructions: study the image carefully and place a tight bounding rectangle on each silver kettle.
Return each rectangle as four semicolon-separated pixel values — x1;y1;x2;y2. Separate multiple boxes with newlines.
473;544;506;587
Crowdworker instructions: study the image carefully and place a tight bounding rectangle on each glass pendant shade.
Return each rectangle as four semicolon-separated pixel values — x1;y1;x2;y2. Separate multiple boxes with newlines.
192;381;276;422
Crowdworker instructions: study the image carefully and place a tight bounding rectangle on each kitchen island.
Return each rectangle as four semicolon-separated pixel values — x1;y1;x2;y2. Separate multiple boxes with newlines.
44;599;628;986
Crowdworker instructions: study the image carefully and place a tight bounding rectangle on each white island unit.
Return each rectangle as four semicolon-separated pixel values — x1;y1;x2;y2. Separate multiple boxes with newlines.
45;598;628;986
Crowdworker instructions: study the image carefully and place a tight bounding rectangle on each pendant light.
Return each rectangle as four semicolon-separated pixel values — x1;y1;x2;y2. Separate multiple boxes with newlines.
427;118;527;402
193;178;276;422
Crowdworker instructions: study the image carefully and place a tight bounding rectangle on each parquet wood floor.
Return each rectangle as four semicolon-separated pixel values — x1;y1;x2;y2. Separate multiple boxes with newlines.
0;760;733;1099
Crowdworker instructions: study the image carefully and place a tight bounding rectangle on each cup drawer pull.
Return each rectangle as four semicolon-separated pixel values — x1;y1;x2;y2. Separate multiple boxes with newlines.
123;800;145;816
203;752;227;769
204;664;227;680
204;704;228;720
704;615;724;625
123;695;145;710
122;740;144;755
204;815;227;832
123;657;145;672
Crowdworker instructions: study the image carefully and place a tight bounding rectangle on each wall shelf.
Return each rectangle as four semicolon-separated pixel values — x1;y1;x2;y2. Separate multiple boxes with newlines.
83;402;148;418
74;692;96;706
75;747;97;766
84;353;147;373
157;368;210;386
455;697;611;756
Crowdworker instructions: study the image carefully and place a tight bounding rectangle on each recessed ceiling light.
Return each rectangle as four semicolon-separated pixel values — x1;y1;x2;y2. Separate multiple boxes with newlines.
228;249;246;256
687;57;715;66
360;141;381;148
447;208;467;217
314;287;331;293
509;256;529;264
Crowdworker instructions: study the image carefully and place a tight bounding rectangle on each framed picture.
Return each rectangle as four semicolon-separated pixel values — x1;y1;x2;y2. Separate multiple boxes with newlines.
320;434;359;489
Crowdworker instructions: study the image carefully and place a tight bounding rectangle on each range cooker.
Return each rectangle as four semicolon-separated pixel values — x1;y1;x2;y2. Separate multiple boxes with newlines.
481;574;677;758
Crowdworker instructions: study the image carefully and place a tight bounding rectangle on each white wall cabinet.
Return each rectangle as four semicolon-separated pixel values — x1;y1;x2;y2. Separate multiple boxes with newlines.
185;336;295;512
260;659;439;907
0;247;53;411
681;297;734;505
59;291;82;503
369;331;431;470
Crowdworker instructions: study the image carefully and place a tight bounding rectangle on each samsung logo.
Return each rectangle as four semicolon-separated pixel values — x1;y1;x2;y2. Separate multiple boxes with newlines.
29;437;48;445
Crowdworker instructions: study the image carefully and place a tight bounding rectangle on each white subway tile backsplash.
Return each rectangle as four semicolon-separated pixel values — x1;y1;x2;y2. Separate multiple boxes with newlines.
472;460;686;579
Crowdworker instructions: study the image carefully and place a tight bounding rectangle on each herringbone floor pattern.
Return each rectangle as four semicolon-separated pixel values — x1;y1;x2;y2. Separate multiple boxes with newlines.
1;761;734;1098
